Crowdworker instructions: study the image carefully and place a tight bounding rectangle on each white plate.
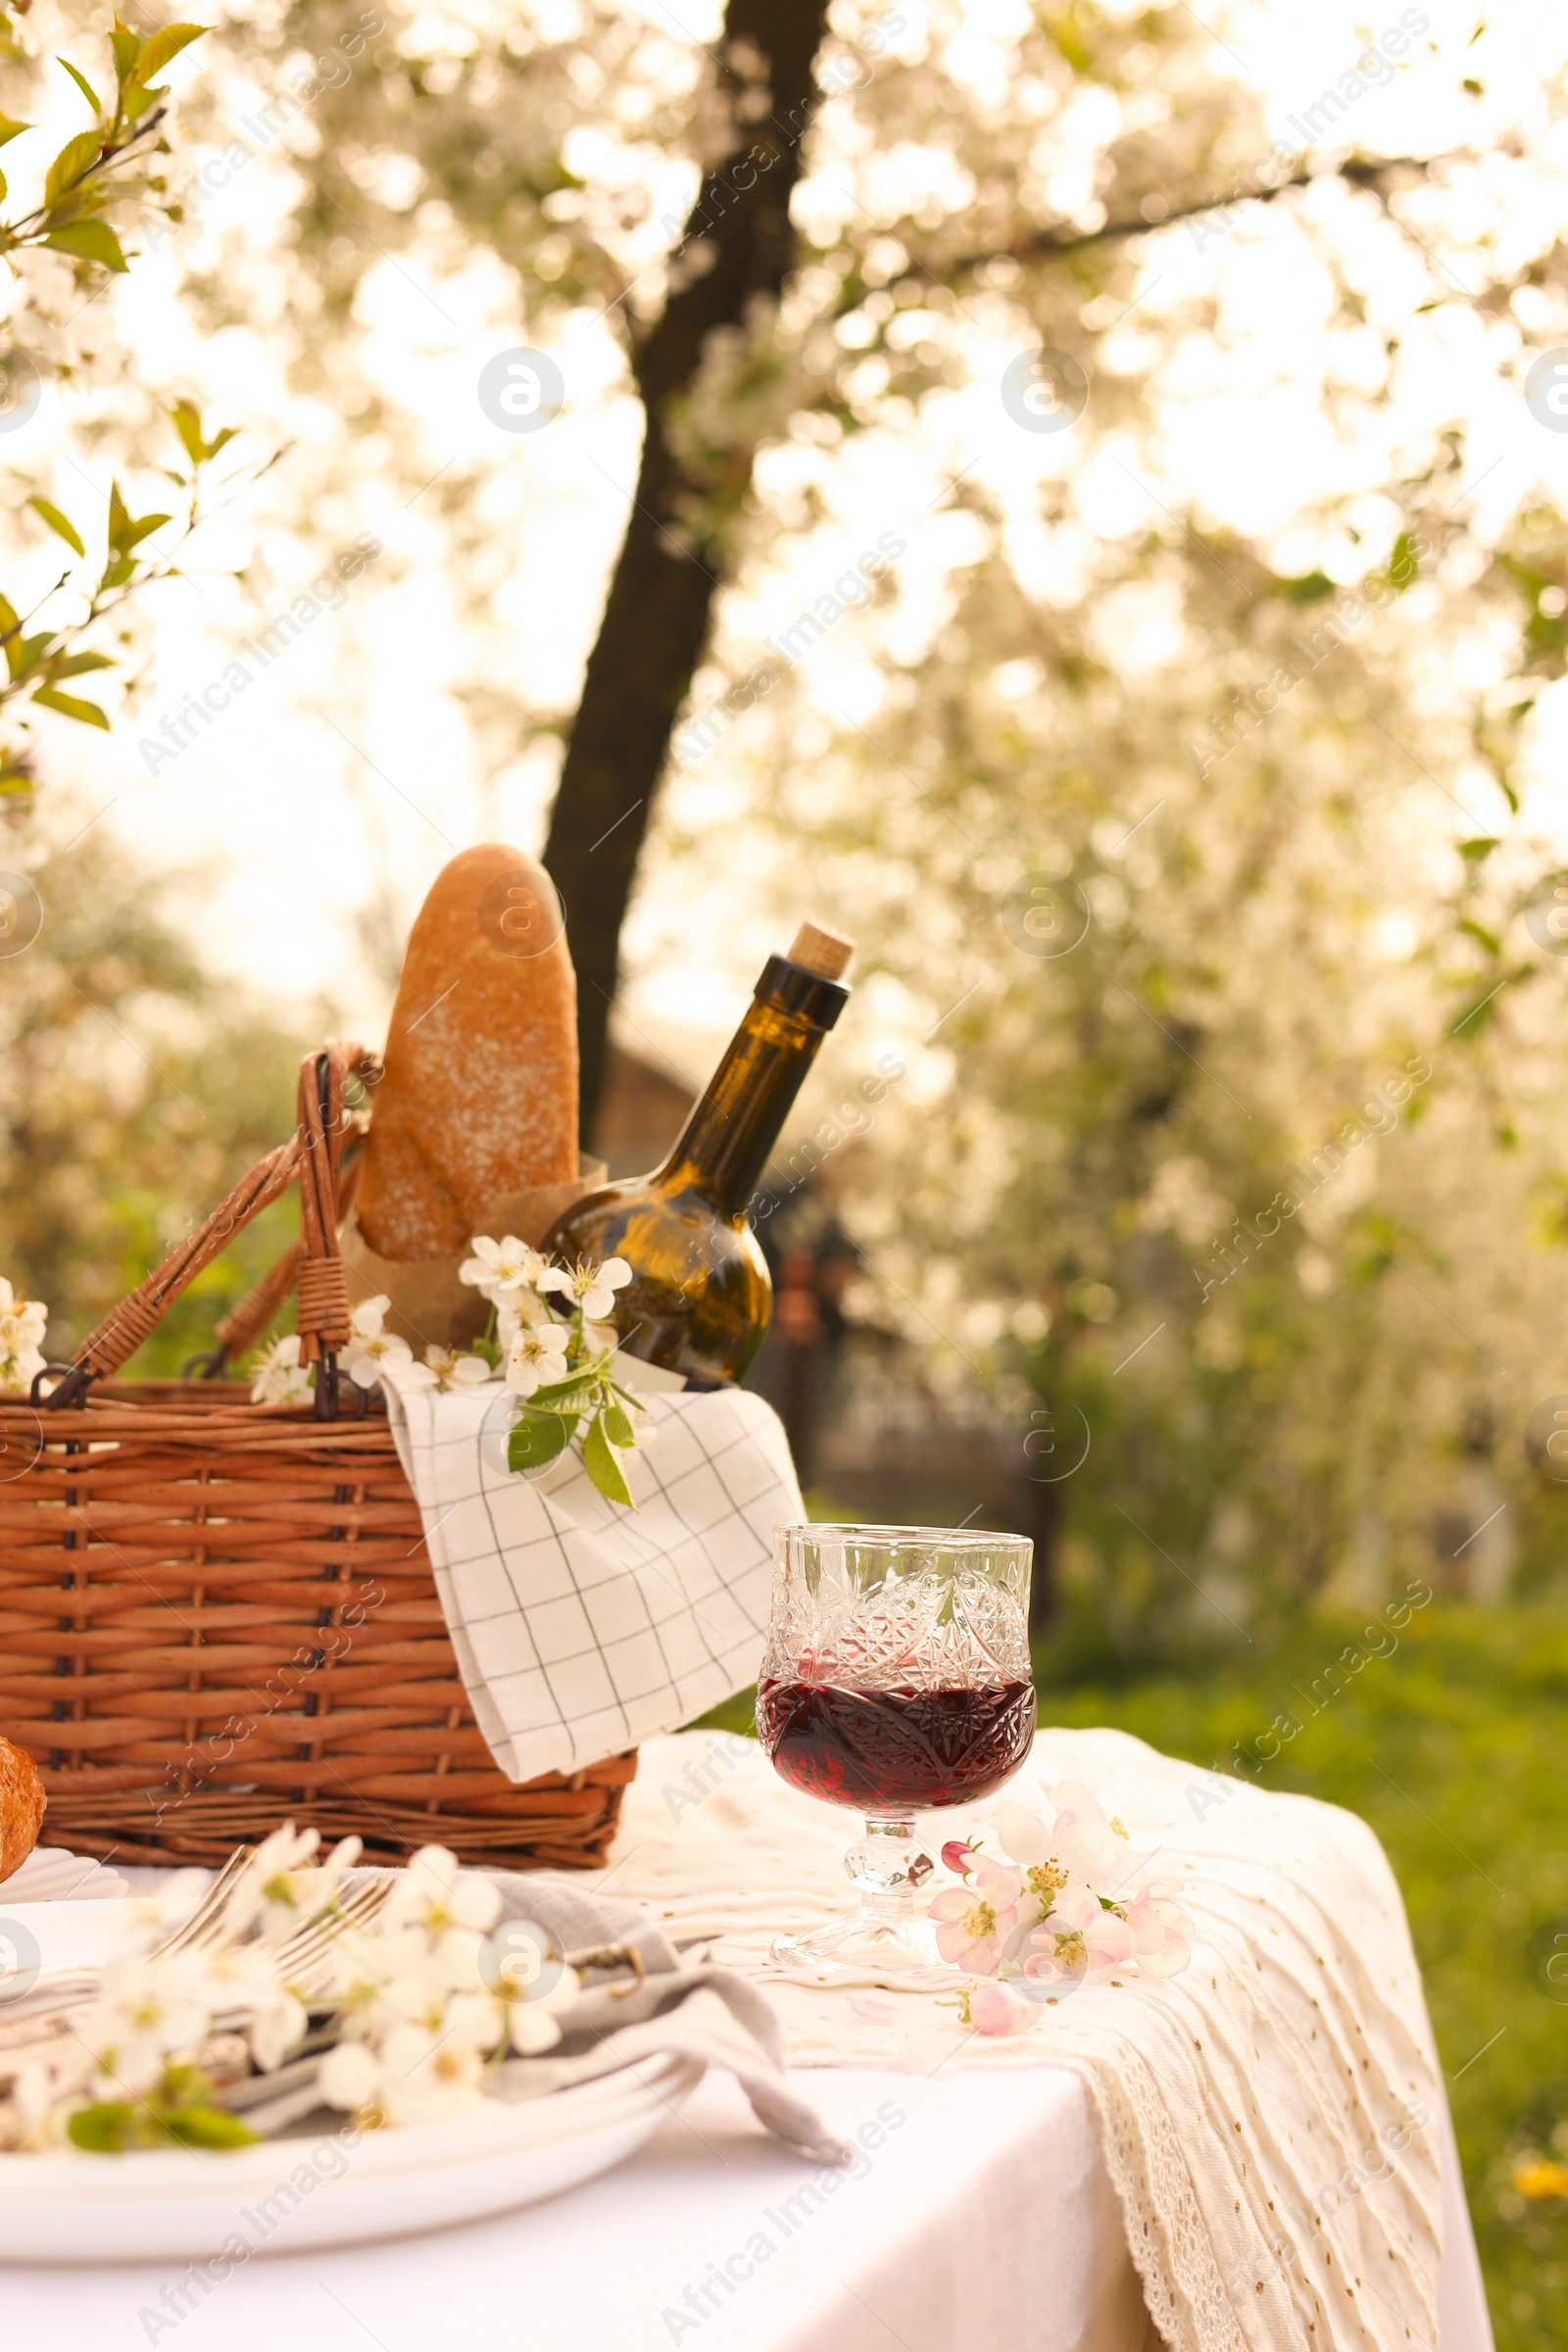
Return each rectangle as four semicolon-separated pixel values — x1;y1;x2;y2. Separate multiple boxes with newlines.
0;2050;703;2263
0;1848;129;1904
0;1897;703;2261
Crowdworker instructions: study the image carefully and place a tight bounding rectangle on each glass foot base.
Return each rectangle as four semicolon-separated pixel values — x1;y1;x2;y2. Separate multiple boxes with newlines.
770;1908;953;1989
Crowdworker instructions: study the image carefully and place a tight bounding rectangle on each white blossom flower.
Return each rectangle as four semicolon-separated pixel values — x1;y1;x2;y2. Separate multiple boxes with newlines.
249;1333;314;1406
383;1844;501;1963
342;1295;415;1388
0;1274;48;1398
79;1949;217;2096
507;1964;580;2055
459;1235;548;1303
372;2016;496;2124
537;1256;633;1324
508;1999;564;2055
0;1277;46;1347
318;2036;381;2117
223;1824;364;1946
502;1318;571;1397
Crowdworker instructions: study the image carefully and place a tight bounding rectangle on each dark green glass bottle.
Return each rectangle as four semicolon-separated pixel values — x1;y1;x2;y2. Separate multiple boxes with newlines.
541;925;853;1387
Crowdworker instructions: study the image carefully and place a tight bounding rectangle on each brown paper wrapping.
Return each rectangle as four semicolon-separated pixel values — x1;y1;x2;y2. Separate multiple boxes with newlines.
339;1158;609;1352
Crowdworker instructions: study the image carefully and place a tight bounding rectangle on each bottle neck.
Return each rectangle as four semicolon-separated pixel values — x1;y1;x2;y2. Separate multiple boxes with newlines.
657;998;829;1220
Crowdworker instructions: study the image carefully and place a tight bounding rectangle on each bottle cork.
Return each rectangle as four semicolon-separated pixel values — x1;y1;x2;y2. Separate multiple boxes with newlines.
788;921;855;981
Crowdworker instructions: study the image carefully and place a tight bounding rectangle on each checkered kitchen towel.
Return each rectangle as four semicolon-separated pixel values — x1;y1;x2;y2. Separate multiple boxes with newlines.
378;1373;801;1782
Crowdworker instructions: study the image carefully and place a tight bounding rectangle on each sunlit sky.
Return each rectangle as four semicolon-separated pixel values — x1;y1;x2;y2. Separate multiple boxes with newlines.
10;0;1568;1091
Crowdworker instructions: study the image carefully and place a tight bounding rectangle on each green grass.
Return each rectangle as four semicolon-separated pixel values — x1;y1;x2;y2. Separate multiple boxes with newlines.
700;1602;1568;2349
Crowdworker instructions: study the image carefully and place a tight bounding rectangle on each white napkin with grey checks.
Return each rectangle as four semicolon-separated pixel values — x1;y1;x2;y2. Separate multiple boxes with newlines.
378;1374;801;1782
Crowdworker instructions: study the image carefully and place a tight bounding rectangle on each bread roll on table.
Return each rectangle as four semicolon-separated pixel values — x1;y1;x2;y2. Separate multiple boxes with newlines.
357;845;579;1260
0;1732;45;1886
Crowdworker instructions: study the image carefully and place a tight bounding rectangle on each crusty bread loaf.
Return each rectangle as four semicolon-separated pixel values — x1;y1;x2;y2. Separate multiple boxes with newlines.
0;1732;45;1886
356;846;579;1260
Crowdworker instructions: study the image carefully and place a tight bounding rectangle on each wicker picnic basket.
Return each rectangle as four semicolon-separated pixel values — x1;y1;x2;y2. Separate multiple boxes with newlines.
0;1043;636;1870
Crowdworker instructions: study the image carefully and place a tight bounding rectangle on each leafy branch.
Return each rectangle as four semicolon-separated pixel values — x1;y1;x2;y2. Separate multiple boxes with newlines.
508;1348;648;1507
0;400;274;794
0;17;205;278
492;1266;649;1508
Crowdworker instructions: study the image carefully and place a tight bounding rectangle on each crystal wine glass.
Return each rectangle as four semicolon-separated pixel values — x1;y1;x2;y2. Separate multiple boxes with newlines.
756;1523;1034;1982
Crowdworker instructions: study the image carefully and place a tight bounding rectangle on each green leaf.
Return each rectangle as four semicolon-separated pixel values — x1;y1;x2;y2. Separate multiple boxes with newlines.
122;81;163;122
122;510;172;548
1276;570;1335;605
107;479;132;551
0;591;19;639
52;651;115;677
602;1397;635;1447
128;24;206;88
507;1411;575;1472
110;26;142;84
1387;530;1422;589
101;552;135;588
56;57;102;118
583;1412;634;1507
68;2102;136;2151
0;115;29;149
44;128;103;207
43;220;126;271
6;629;50;682
31;685;109;728
162;2105;258;2149
526;1373;597;1409
207;425;238;457
26;497;84;556
169;397;204;464
1457;916;1501;956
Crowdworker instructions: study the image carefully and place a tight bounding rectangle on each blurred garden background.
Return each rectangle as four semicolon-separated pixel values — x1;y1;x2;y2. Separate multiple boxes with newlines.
2;0;1568;2336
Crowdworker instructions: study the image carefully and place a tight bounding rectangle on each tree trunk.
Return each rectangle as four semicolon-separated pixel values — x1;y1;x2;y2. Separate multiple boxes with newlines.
542;0;831;1140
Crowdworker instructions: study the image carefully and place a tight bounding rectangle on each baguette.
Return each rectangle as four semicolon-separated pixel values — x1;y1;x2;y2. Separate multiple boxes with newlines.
356;845;579;1259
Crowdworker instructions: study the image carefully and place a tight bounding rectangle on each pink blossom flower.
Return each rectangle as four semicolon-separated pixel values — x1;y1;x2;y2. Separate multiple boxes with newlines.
1019;1888;1135;1985
941;1838;979;1876
992;1788;1131;1916
962;1977;1036;2036
1042;1780;1131;1891
1123;1885;1193;1978
991;1798;1055;1867
928;1858;1021;1974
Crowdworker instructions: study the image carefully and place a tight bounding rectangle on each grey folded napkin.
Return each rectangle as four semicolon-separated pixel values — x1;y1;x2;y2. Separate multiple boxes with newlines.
352;1867;851;2168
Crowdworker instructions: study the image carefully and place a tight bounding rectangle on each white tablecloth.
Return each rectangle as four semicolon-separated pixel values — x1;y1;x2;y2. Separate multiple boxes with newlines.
0;2060;1490;2351
0;1720;1495;2352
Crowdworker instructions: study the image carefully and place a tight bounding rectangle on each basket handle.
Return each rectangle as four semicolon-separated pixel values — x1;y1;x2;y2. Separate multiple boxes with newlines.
42;1041;378;1411
187;1120;368;1376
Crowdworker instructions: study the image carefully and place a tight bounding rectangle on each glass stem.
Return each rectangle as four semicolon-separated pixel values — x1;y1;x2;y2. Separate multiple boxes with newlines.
845;1816;934;1913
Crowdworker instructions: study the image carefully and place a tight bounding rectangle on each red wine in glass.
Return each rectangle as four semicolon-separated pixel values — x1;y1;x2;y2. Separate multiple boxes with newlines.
760;1523;1035;1981
757;1676;1036;1812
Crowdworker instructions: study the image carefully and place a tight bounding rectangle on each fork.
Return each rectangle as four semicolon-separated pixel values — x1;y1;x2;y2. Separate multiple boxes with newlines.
0;1845;253;2021
151;1847;253;1959
0;1867;392;2039
267;1880;392;1995
0;1882;396;2088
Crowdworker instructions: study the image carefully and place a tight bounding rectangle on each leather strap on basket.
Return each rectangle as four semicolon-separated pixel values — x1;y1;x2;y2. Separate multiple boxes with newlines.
43;1041;376;1410
294;1047;350;1364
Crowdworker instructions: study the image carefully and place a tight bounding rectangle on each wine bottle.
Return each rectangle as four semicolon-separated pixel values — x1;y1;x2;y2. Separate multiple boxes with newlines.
540;923;854;1387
